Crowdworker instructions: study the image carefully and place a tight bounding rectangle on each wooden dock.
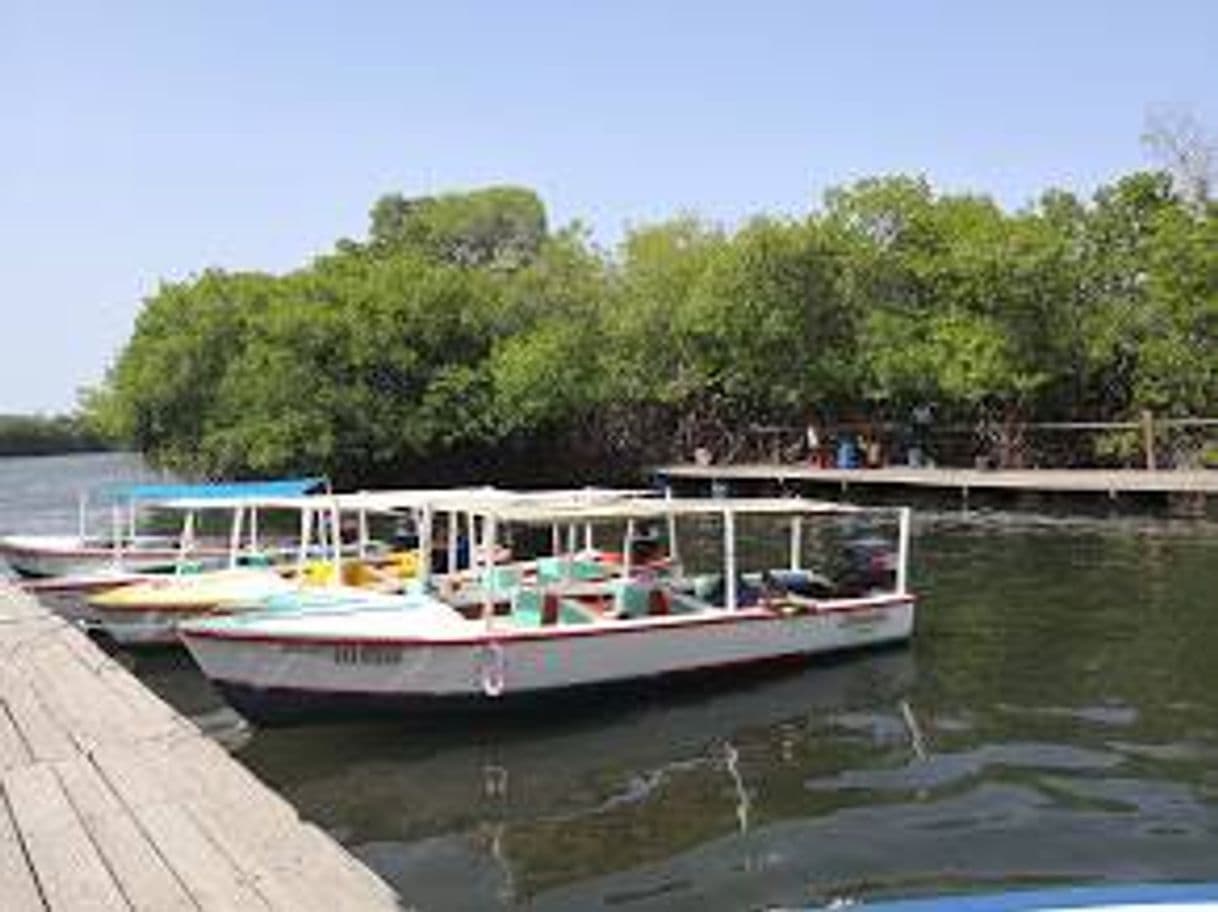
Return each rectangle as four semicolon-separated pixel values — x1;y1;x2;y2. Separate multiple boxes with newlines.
659;463;1218;498
0;580;400;911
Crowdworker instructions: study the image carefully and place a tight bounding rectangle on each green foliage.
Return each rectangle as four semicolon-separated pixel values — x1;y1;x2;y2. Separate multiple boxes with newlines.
86;176;1218;483
0;414;111;456
369;186;547;269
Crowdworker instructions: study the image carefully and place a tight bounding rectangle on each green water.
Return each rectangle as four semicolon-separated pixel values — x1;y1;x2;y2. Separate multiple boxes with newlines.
228;521;1218;909
5;454;1218;909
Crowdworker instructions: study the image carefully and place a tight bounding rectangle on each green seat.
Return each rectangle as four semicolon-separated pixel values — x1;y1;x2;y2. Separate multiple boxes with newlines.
571;558;610;581
513;588;593;626
536;556;568;584
482;565;522;593
512;587;545;627
612;581;652;619
558;598;594;625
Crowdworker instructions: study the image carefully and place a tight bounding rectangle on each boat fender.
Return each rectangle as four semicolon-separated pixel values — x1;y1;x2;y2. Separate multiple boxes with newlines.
479;641;506;698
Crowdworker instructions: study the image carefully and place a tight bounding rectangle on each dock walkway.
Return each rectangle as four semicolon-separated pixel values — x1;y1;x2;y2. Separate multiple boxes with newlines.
659;464;1218;496
0;580;400;911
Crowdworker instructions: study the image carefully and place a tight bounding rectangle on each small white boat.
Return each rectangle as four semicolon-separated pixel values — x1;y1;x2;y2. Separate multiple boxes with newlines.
16;482;330;629
179;496;915;724
0;533;208;579
0;477;324;578
87;490;416;645
86;485;613;645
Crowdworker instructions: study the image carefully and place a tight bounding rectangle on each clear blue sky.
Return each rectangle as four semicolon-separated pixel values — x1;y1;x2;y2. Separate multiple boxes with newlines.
3;0;1216;413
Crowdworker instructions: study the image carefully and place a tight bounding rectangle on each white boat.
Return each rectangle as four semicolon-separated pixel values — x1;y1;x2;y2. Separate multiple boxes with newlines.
86;485;630;646
0;477;324;578
0;532;207;579
179;496;915;724
18;483;329;629
87;491;411;645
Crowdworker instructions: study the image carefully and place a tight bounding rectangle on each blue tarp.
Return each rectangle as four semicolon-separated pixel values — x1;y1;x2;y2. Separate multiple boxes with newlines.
96;477;327;504
822;883;1218;911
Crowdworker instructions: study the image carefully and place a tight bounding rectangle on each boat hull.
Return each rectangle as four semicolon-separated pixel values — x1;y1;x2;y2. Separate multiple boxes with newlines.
92;607;201;646
21;572;153;626
91;577;404;647
182;596;915;724
0;535;225;578
89;567;298;646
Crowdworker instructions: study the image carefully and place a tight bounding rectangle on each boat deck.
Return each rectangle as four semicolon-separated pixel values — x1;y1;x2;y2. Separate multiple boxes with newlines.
0;579;400;911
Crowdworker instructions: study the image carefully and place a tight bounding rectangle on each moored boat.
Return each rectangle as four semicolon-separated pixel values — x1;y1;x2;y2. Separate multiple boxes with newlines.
179;496;915;724
0;476;324;578
88;485;645;646
86;491;417;645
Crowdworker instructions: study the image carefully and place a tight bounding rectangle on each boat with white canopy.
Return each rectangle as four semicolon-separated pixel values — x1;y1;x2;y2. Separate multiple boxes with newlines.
89;485;645;645
86;490;412;645
0;476;325;578
178;495;915;724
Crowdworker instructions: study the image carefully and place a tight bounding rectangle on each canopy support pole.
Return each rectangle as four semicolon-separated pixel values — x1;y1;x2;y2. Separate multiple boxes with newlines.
228;506;245;569
897;507;911;595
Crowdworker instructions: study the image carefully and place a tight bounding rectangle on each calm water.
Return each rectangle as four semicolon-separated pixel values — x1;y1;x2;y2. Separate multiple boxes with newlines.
5;453;1218;909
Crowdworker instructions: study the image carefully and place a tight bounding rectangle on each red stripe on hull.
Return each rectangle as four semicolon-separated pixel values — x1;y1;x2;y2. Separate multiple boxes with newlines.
182;594;916;649
210;638;911;725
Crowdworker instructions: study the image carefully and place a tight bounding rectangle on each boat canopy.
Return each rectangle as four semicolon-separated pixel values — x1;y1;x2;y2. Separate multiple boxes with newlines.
95;477;327;505
465;496;869;525
338;487;652;515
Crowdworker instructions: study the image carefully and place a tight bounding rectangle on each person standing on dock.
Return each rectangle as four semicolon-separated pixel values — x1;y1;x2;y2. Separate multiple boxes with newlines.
805;418;825;468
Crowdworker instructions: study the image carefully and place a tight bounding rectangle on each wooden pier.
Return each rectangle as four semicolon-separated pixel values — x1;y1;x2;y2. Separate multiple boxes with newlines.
659;464;1218;511
0;580;400;911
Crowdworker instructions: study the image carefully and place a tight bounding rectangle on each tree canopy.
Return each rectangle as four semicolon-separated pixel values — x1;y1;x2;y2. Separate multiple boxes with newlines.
86;176;1218;484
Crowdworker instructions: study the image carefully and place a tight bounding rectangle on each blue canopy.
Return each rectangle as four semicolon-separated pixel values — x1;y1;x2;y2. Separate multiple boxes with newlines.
97;477;327;504
822;883;1218;911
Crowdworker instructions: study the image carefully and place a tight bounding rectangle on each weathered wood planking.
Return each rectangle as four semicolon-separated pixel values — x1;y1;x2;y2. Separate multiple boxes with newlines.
5;763;129;911
0;787;45;911
0;580;401;912
660;463;1218;494
53;756;198;912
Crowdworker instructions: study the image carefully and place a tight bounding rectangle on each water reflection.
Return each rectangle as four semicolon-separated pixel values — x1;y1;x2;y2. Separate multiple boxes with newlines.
237;652;917;907
7;456;1218;909
224;521;1218;909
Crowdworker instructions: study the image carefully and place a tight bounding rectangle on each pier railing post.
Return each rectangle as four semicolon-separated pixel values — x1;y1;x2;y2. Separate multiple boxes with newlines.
1141;409;1156;471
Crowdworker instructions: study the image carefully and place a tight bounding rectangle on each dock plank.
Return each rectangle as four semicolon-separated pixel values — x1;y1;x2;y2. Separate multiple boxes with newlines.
142;738;393;912
11;646;111;754
135;801;273;912
55;628;189;738
0;701;33;771
0;666;76;762
0;581;400;912
4;763;129;911
53;757;198;912
0;788;46;911
90;741;277;911
26;636;159;747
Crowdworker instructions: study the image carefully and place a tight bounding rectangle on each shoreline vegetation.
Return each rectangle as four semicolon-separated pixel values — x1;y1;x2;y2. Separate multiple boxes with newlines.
0;414;112;457
82;173;1218;486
